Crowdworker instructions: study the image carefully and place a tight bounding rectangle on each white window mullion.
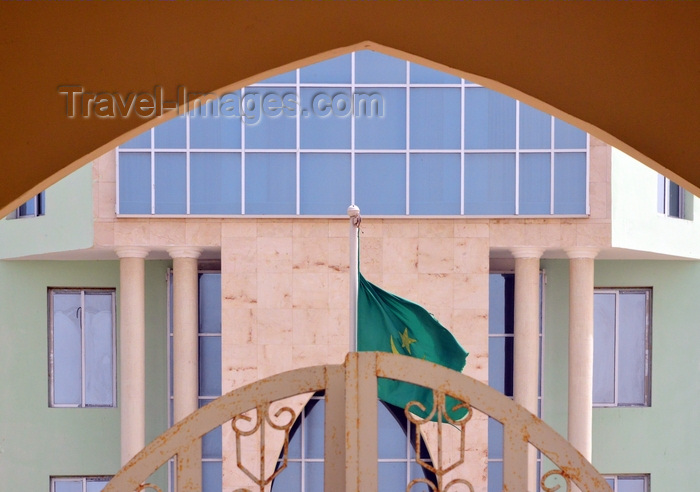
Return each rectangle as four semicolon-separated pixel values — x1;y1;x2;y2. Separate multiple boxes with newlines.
296;68;301;216
241;87;247;215
405;60;410;215
515;101;520;215
185;112;191;215
460;78;465;215
80;290;86;407
550;116;555;215
151;129;156;215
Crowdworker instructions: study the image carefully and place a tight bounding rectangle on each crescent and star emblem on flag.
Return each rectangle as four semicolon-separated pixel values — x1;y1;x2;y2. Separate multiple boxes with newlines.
390;328;417;355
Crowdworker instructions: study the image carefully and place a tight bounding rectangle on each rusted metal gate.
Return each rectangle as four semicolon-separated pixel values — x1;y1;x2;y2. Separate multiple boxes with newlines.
104;352;611;491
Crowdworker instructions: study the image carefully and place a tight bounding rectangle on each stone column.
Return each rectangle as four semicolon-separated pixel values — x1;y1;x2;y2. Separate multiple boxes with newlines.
565;248;598;461
168;247;202;423
511;247;543;492
116;246;149;466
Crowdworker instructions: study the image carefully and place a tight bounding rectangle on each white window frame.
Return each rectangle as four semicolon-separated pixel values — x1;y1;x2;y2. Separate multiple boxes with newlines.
48;288;117;408
593;288;652;408
50;476;112;491
604;474;650;491
657;173;686;219
6;191;45;219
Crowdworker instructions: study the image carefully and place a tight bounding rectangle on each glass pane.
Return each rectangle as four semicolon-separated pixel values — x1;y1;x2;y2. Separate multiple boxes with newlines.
199;274;222;334
378;462;407;492
519;153;551;215
86;479;110;492
410;88;461;149
300;87;352;149
488;337;513;397
154;115;186;149
190;153;242;214
488;461;503;492
118;152;151;214
202;461;222;492
410;63;461;84
202;426;222;460
53;293;82;405
606;478;616;490
520;103;552;149
489;273;514;335
306;462;324;491
668;181;681;217
245;153;296;215
657;174;666;213
190;100;242;149
199;336;222;397
154;153;187;214
257;69;296;84
355;50;406;84
18;196;36;216
378;403;405;459
272;462;301;492
618;477;646;492
618;293;648;405
300;54;351;83
409;153;460;215
464;153;516;215
300;153;350;215
120;130;151;149
464;88;516;150
553;152;587;214
244;88;296;149
84;293;114;406
305;398;325;459
593;293;616;404
53;480;83;492
355;88;406;150
554;118;587;149
488;418;504;460
356;154;406;215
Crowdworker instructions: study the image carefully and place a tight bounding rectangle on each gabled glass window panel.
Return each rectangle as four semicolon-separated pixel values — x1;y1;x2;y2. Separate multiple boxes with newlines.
554;118;587;149
519;153;551;215
15;191;45;218
553;152;587;215
300;153;350;215
118;152;151;214
355;50;406;84
51;477;111;492
464;153;516;215
245;153;296;215
50;289;116;408
355;154;406;215
409;153;460;215
519;103;552;149
244;88;296;149
300;87;352;149
154;115;186;149
410;88;461;149
300;53;351;84
410;63;461;84
155;153;187;214
190;100;242;149
464;88;516;150
120;130;151;149
190;153;241;214
355;88;406;150
593;289;651;407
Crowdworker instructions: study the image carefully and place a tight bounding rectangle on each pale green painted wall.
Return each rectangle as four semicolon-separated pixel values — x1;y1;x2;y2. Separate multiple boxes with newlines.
0;260;170;490
542;259;700;489
611;149;700;259
0;164;94;259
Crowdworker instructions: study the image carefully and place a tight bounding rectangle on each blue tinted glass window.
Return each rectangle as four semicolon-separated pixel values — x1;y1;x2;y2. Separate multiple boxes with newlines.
355;50;406;84
257;70;296;84
244;88;296;149
519;104;551;149
355;88;406;150
488;273;514;335
553;152;587;214
464;153;516;215
301;88;352;149
519;153;551;215
245;153;296;215
154;115;186;149
199;336;222;397
409;153;460;215
488;460;504;492
190;102;241;149
555;118;587;149
300;153;350;215
190;153;241;214
120;130;151;149
300;54;352;83
355;154;405;215
202;461;222;492
410;63;461;84
201;426;222;460
464;88;516;150
119;152;151;214
199;274;222;334
410;88;461;149
488;417;504;460
154;153;187;214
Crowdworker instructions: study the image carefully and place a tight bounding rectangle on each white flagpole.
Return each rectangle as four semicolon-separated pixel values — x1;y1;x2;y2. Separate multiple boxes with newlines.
347;204;361;352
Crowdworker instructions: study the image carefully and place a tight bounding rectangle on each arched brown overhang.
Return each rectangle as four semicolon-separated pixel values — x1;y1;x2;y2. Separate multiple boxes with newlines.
1;2;698;216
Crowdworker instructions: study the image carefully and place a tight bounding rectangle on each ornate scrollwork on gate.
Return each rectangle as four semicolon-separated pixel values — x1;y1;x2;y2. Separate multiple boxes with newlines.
135;484;163;492
404;390;475;492
541;469;572;492
230;401;296;492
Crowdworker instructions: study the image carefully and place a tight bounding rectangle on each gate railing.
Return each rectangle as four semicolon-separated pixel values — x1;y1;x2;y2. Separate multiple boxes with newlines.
104;352;611;491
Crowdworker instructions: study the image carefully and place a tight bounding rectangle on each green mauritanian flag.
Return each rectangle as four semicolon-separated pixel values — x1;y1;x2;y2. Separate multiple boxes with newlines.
357;272;469;421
